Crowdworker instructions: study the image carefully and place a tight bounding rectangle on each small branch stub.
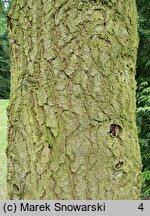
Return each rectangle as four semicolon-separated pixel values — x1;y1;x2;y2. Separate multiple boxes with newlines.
115;161;124;170
109;124;122;137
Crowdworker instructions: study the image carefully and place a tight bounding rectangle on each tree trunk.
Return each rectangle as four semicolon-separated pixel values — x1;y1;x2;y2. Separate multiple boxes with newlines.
7;0;142;199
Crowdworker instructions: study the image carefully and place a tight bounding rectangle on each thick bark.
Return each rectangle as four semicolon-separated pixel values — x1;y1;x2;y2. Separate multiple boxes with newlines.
7;0;142;199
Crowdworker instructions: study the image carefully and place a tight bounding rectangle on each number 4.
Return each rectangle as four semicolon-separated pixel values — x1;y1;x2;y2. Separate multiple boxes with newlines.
138;203;144;211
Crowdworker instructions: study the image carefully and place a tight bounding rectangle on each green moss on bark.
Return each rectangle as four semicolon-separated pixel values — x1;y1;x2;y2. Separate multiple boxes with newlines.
7;0;142;199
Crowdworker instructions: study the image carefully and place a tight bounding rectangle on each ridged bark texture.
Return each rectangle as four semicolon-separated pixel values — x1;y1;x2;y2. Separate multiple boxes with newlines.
7;0;142;199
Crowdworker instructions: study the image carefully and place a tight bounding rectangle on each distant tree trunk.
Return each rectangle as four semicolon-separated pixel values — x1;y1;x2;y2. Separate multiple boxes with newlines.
7;0;142;199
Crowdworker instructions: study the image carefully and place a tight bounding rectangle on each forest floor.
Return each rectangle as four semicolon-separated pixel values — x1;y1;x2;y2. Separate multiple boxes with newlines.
0;100;8;199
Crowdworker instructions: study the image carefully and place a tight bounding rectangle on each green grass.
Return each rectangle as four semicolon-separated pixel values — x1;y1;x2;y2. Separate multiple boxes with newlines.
0;99;9;199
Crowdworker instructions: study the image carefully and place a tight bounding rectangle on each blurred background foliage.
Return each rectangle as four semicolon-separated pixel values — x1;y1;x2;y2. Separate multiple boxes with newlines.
0;0;149;198
0;0;10;99
136;0;150;198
